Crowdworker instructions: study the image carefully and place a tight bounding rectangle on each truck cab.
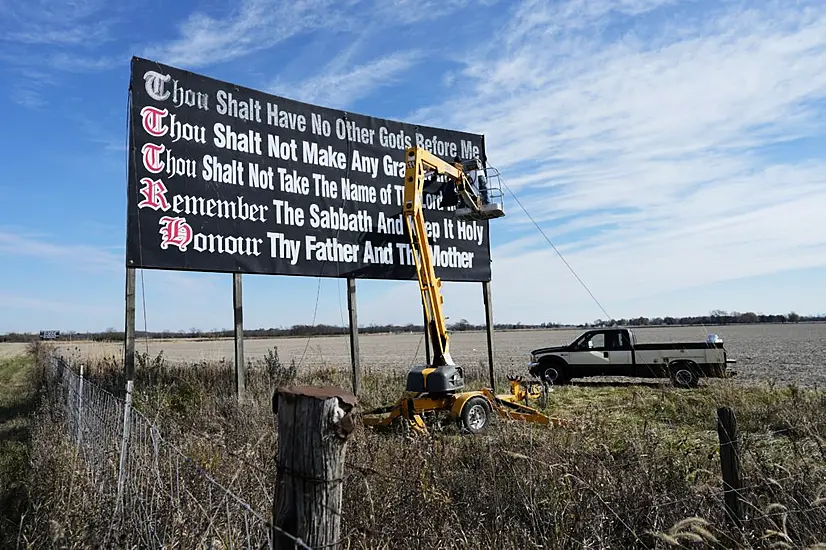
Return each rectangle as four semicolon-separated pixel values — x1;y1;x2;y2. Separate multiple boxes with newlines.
528;327;735;388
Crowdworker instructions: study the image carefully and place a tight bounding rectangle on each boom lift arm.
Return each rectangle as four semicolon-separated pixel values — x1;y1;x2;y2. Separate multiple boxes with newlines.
402;147;504;394
402;147;497;370
362;146;563;434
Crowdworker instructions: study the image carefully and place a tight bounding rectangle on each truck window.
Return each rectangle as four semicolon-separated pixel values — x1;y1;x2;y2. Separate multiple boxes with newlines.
606;331;627;350
581;333;606;350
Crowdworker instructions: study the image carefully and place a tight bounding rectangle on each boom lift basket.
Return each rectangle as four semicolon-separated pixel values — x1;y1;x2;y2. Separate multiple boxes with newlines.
454;160;505;221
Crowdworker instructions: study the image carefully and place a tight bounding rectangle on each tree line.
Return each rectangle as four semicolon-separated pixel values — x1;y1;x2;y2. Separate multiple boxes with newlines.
1;311;823;343
587;310;820;328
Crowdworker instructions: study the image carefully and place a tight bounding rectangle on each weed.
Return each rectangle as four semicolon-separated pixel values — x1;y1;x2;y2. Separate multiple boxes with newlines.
253;346;298;388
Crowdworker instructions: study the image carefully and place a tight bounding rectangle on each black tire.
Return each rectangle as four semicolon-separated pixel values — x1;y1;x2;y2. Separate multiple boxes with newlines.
460;396;492;434
540;361;568;385
671;362;699;388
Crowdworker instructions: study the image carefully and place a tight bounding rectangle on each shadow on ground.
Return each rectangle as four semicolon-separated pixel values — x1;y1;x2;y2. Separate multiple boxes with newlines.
566;378;669;388
0;357;40;546
0;393;39;426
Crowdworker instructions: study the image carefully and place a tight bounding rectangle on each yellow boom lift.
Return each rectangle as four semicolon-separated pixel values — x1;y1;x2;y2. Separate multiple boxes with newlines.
361;147;562;434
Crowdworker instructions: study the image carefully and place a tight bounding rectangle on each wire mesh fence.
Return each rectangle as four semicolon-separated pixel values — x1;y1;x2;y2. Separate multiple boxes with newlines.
45;353;311;549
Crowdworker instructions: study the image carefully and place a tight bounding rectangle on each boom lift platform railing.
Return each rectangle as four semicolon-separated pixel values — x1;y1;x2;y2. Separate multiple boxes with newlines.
361;147;568;434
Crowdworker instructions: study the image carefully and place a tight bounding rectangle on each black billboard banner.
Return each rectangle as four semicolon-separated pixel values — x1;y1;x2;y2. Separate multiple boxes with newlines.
126;57;492;282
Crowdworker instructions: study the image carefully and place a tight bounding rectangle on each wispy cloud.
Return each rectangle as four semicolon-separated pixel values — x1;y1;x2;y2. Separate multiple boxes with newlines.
0;0;126;108
370;0;488;24
0;292;111;316
271;49;422;109
0;0;118;46
141;0;352;68
366;0;826;321
0;227;223;294
141;0;476;74
10;88;46;109
0;229;122;274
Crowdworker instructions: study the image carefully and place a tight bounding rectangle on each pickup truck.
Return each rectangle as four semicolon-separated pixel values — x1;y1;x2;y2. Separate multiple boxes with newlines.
527;328;736;388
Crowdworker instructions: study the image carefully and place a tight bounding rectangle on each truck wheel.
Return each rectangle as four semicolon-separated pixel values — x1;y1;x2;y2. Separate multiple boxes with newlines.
671;362;699;388
460;396;492;434
541;363;568;385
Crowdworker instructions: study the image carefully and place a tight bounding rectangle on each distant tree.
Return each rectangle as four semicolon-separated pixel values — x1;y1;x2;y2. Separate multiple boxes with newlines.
450;318;471;331
788;311;801;323
740;312;759;323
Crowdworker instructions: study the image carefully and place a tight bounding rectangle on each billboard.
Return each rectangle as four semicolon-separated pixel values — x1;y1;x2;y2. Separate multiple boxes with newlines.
126;57;492;282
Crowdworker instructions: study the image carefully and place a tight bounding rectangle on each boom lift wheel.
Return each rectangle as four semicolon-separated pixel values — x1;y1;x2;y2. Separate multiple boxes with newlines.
460;396;492;434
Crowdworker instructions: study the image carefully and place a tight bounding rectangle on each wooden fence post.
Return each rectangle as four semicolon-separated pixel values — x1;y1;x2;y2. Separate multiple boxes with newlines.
716;406;743;528
271;386;358;549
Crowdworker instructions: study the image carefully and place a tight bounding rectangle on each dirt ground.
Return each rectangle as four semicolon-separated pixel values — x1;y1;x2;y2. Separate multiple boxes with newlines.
5;323;824;387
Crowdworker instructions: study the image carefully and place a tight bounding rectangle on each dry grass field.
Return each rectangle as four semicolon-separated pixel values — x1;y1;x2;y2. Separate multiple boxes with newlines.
11;338;826;548
4;327;826;547
9;322;825;387
0;343;28;360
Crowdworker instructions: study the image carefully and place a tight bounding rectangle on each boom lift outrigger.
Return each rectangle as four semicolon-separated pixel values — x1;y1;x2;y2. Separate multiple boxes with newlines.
361;147;560;434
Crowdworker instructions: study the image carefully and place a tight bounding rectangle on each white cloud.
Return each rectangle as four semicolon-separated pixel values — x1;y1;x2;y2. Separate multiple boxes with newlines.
0;0;126;108
0;229;122;274
0;229;224;293
370;0;485;24
362;0;826;322
141;0;478;78
0;228;229;333
141;0;352;68
0;293;111;316
270;49;422;108
0;0;117;46
9;88;46;108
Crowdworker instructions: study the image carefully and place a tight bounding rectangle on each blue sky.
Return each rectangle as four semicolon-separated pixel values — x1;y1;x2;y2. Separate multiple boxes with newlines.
1;0;825;333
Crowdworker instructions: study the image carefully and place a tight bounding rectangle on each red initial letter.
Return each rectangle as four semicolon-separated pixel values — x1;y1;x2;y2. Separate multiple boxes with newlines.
141;105;168;137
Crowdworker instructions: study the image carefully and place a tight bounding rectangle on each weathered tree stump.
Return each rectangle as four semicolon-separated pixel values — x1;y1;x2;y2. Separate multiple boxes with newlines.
271;386;358;550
